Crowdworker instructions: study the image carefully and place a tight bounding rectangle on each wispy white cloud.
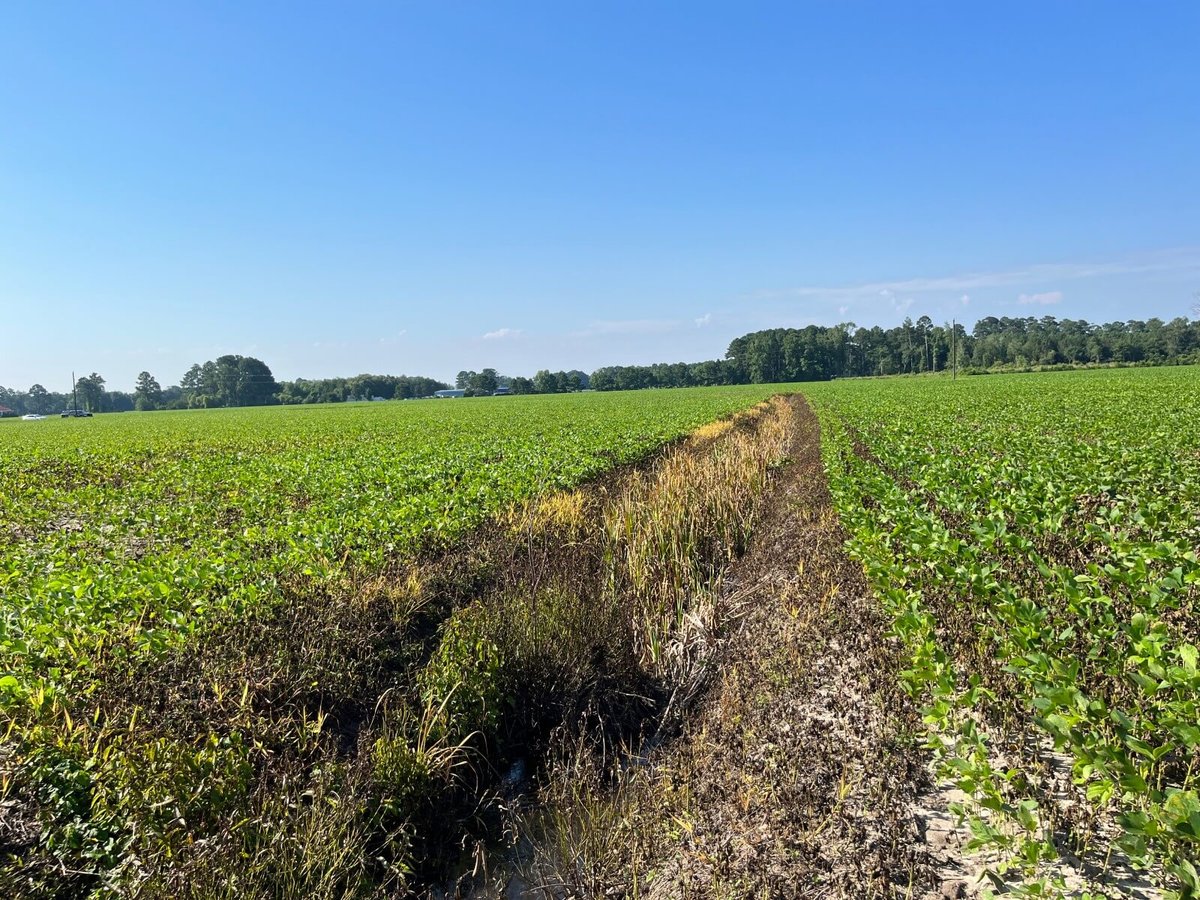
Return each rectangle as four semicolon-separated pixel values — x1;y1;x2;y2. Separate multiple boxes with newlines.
694;313;712;327
569;319;686;338
1018;290;1063;306
753;247;1200;303
960;294;971;306
482;327;522;340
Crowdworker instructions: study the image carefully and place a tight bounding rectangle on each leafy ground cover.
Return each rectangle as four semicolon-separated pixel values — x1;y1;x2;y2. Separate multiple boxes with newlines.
806;367;1200;896
0;388;781;703
11;366;1196;898
0;386;794;896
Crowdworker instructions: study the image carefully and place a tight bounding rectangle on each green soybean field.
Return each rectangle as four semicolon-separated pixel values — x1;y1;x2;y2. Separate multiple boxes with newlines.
0;386;805;896
807;366;1200;895
0;387;787;706
4;368;1200;898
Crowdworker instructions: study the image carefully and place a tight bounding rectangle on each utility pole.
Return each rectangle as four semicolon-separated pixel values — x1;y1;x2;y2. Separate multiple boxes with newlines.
951;320;957;380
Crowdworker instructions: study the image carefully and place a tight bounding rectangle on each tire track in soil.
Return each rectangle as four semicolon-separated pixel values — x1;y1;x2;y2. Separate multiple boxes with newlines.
642;396;958;899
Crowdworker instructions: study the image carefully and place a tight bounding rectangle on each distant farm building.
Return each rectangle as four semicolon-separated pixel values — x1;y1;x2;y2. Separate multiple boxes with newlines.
434;389;466;398
0;405;15;417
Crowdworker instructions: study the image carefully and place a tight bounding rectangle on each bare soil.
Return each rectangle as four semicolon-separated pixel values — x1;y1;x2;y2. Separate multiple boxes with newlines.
635;397;959;899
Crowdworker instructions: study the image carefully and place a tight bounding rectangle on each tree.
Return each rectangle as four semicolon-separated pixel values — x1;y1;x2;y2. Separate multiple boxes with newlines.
349;374;392;401
180;364;205;407
76;373;106;412
108;391;135;413
235;356;280;405
533;370;560;394
181;355;280;407
161;385;184;408
0;386;23;414
26;383;51;415
212;355;243;406
916;316;934;371
134;371;163;410
475;368;499;394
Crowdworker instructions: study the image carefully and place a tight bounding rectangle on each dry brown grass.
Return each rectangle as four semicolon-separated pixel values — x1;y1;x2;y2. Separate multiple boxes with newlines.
607;398;792;680
501;398;798;896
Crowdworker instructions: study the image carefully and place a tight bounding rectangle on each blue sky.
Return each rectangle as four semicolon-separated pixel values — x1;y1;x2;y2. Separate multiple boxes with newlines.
2;2;1197;390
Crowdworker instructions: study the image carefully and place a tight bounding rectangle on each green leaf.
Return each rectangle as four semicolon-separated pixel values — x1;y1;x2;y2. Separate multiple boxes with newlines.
1180;643;1198;675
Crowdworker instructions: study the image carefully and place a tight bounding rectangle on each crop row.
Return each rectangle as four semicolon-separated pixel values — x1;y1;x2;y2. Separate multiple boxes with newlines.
806;367;1200;897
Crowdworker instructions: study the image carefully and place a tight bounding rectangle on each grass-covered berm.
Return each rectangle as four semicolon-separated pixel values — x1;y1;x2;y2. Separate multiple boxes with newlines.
0;391;795;897
499;395;937;899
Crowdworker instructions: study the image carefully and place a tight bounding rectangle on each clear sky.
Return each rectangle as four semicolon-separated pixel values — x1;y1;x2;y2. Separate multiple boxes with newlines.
2;2;1197;391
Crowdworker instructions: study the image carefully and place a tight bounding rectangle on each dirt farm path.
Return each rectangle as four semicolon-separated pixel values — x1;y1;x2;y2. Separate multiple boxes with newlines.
637;397;978;900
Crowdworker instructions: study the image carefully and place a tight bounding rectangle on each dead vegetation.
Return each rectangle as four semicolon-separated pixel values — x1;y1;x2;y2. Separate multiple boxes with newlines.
503;398;942;899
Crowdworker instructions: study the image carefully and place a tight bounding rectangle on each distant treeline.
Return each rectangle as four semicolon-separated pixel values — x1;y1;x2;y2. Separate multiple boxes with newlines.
5;315;1198;415
278;374;449;404
454;368;591;395
589;315;1200;389
0;358;450;415
0;373;145;416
